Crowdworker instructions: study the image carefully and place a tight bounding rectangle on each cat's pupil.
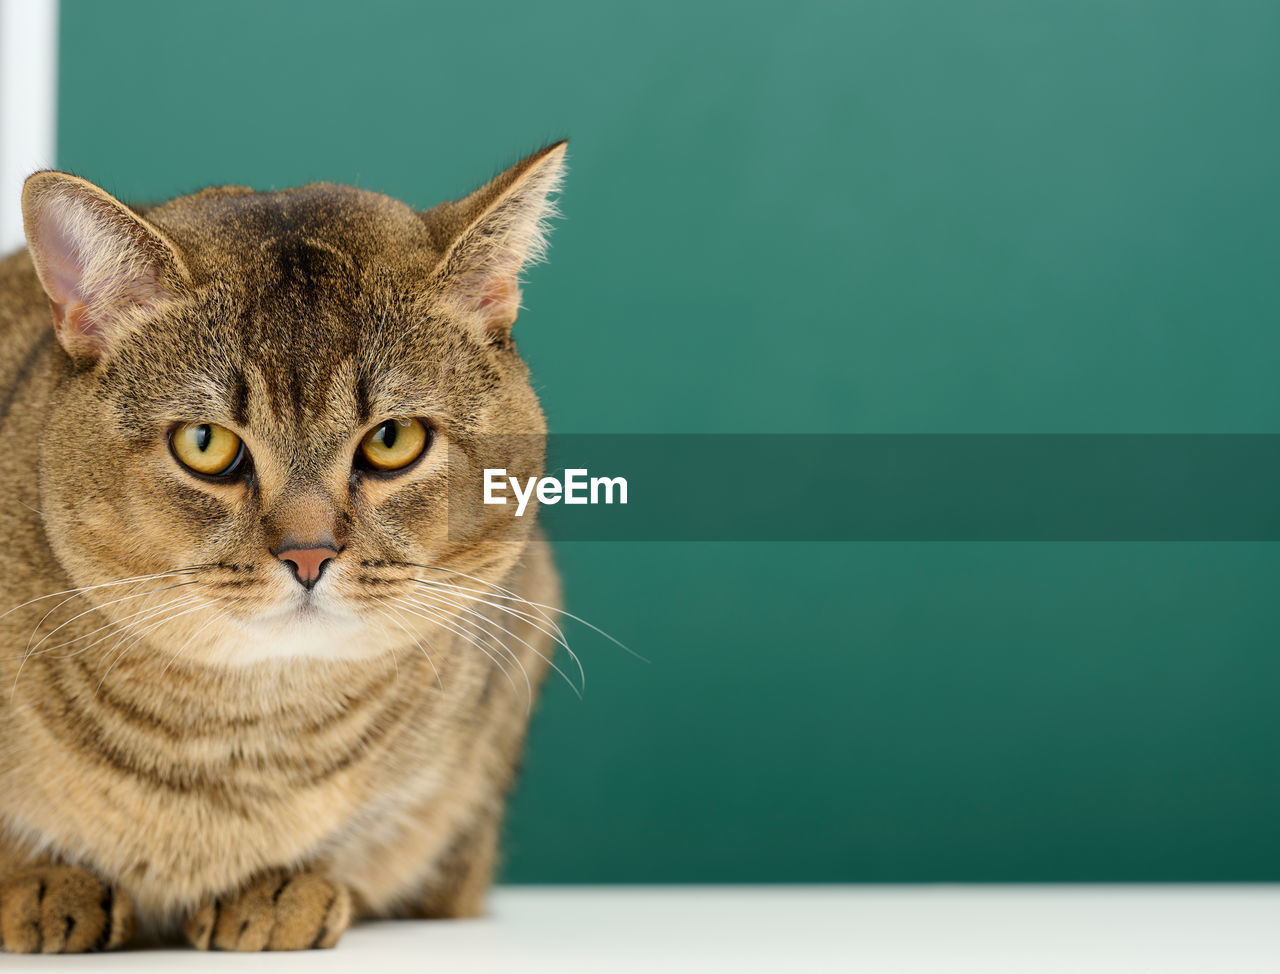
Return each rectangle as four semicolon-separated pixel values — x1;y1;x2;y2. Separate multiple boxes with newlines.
378;422;397;449
195;424;212;452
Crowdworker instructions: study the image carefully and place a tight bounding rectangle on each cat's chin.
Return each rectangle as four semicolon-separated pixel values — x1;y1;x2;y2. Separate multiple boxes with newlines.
226;601;376;664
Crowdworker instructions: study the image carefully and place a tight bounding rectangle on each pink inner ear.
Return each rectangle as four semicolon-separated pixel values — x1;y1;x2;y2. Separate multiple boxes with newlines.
38;219;92;309
470;272;521;332
36;219;112;349
48;299;102;341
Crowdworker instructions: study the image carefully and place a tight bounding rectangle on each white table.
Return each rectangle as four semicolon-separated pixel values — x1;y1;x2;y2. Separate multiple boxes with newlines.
3;885;1278;972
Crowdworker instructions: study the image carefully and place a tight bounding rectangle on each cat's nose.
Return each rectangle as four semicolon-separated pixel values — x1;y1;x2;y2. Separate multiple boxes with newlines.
275;545;338;590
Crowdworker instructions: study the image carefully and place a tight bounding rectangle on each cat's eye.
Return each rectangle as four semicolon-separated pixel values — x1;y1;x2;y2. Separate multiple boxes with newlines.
357;418;430;473
170;422;245;478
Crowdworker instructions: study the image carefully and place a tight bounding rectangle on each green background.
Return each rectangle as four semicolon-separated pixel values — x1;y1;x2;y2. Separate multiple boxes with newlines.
57;1;1280;881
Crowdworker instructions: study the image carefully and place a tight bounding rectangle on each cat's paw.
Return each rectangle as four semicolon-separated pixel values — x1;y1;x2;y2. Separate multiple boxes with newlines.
184;870;351;951
0;866;134;953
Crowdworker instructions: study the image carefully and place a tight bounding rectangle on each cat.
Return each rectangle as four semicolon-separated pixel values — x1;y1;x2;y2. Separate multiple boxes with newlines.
0;142;568;952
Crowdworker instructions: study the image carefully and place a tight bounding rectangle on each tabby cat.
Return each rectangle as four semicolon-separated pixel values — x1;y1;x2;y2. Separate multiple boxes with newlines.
0;143;567;951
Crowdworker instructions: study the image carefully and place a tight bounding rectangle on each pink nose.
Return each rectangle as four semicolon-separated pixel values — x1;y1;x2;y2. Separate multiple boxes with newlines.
276;546;337;589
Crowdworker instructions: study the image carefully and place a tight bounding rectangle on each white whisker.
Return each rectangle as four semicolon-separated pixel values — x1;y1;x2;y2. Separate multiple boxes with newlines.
21;581;197;660
93;600;209;695
402;590;580;700
40;594;198;659
370;597;440;690
0;567;206;626
384;595;528;709
410;579;582;688
158;597;226;676
411;561;645;662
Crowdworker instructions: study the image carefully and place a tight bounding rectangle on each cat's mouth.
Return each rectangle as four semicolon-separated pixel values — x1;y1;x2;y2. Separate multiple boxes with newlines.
252;599;346;624
243;594;361;634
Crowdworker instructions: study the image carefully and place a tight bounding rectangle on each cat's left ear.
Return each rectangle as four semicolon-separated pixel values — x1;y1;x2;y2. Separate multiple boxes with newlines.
21;172;190;362
423;141;567;340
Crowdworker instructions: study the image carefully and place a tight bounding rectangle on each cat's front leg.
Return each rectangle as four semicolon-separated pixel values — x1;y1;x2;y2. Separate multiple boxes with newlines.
413;815;500;920
0;865;135;953
183;869;352;951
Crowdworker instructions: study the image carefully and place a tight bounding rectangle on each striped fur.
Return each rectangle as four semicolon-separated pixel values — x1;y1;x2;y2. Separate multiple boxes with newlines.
0;144;567;951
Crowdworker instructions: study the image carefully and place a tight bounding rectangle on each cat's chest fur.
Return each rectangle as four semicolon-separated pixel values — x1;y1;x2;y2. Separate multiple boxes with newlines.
4;644;490;914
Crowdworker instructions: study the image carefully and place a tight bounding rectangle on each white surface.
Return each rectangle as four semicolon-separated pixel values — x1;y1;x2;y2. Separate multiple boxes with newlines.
0;0;58;253
3;885;1280;972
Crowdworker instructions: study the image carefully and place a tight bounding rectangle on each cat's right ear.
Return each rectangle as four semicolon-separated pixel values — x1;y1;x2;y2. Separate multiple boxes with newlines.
21;172;189;362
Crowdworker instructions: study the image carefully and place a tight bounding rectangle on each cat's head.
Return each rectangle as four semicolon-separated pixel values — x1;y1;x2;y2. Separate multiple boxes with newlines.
21;143;566;665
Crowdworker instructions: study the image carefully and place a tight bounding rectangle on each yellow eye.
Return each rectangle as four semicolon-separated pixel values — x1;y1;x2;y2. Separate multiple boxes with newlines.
358;418;429;472
171;422;245;477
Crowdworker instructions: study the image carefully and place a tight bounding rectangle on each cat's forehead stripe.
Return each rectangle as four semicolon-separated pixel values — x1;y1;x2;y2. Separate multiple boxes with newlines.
230;372;251;428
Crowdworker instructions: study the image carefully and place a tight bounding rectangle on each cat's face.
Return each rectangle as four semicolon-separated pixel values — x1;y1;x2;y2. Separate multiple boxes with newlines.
24;146;565;664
